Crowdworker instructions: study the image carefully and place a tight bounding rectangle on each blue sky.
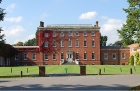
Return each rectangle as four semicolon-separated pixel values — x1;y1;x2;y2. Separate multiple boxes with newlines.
1;0;128;45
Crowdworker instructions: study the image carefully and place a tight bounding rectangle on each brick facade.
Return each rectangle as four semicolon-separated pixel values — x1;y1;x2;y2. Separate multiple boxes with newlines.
2;21;131;66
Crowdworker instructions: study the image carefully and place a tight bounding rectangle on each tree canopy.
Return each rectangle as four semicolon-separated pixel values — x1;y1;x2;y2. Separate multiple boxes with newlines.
13;41;24;46
117;0;140;47
0;0;6;43
100;34;108;46
24;38;36;46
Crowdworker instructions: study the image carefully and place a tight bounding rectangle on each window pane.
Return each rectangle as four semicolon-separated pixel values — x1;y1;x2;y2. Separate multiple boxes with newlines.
84;41;87;46
61;53;64;59
92;53;95;59
44;53;48;60
84;53;87;59
92;41;95;47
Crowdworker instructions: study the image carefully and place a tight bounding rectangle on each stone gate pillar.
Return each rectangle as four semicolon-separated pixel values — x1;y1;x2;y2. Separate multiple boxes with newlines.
38;66;45;77
80;65;86;75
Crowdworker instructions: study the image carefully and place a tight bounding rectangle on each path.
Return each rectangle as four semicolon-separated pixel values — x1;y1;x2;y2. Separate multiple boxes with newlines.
0;74;140;90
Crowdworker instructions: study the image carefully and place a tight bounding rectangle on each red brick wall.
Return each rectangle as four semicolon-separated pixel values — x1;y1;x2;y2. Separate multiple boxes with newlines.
119;49;130;65
100;49;120;65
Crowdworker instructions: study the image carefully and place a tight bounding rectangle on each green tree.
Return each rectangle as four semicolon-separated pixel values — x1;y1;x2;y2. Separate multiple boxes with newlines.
24;38;36;46
117;0;140;47
0;0;6;43
13;41;23;46
100;34;108;46
129;55;134;65
134;52;140;65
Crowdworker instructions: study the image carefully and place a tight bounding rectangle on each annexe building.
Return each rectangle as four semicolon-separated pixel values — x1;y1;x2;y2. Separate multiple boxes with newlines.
0;21;130;66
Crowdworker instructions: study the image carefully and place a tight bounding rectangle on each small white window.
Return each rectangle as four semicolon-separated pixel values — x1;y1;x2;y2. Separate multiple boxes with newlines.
44;53;48;60
24;54;27;60
53;53;56;60
44;33;48;37
84;41;87;47
92;40;95;47
76;40;79;47
104;53;108;60
61;53;64;59
83;32;87;36
92;53;95;60
76;32;79;36
68;40;72;47
60;32;64;37
60;40;64;47
91;32;95;36
122;53;125;59
84;53;87;60
32;53;36;60
53;32;56;37
112;53;116;59
68;32;72;36
53;40;56;47
76;53;79;60
15;54;18;60
44;41;48;47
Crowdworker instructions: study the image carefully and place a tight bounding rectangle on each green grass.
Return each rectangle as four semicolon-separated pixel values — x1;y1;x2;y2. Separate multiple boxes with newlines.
0;65;140;78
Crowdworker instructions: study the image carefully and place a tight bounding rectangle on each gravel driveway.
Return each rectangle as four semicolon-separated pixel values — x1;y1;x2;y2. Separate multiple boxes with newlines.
0;74;140;90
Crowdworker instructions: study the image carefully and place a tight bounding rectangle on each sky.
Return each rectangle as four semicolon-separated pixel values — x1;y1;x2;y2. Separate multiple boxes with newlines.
1;0;129;45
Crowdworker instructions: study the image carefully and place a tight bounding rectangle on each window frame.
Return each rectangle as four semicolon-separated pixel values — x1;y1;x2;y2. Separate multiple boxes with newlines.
44;33;48;37
76;32;79;36
112;53;116;60
83;32;87;36
122;53;125;59
76;40;79;47
15;54;18;61
91;32;95;36
104;53;108;60
84;40;87;47
92;40;95;47
60;32;64;37
32;53;36;60
92;53;95;60
76;53;79;60
44;53;48;60
24;54;28;60
53;53;56;60
44;41;48;47
68;40;72;47
84;53;87;60
61;53;64;60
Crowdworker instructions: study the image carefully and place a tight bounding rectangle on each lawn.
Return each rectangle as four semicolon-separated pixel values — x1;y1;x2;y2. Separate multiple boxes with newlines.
0;65;140;78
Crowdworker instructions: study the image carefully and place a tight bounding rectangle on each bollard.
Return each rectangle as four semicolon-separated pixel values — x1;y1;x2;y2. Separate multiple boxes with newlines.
134;67;136;72
11;68;12;73
120;68;122;72
130;68;133;74
98;69;101;75
104;68;105;73
27;68;28;73
20;71;23;77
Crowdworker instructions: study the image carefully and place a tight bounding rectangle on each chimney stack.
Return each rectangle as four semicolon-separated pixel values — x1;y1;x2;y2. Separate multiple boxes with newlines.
96;21;98;27
40;21;44;27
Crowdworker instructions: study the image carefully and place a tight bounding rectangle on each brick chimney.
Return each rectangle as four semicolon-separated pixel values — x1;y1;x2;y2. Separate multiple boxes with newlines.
40;21;44;27
96;21;98;27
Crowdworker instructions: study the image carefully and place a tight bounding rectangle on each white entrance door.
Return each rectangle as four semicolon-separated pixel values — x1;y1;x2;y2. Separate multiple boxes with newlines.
67;53;73;62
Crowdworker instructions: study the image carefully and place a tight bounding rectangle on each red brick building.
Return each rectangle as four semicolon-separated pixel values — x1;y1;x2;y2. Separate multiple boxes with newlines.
0;21;130;66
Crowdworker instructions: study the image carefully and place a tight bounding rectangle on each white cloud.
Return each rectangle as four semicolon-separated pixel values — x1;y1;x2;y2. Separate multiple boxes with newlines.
5;16;22;23
41;13;48;19
3;25;25;38
79;11;97;20
6;3;16;12
101;18;125;44
102;19;124;32
101;16;109;20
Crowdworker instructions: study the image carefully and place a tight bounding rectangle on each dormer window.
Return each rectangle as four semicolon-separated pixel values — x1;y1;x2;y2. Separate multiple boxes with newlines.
91;32;95;36
53;32;56;37
83;32;87;36
60;32;64;37
68;32;72;37
44;33;48;37
76;32;79;36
